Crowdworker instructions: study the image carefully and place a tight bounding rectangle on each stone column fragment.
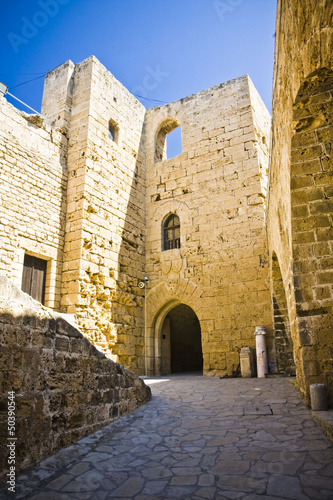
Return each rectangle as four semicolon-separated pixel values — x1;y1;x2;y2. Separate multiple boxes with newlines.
254;326;268;378
240;347;255;378
310;384;328;411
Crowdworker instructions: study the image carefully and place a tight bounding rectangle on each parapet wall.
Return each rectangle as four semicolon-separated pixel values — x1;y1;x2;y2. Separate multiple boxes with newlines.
0;274;151;482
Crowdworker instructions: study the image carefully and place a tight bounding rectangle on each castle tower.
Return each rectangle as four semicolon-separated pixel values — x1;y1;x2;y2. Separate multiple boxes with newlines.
42;57;147;372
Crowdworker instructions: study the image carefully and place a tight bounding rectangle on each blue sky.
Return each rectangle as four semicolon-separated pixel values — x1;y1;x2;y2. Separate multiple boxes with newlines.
0;0;276;118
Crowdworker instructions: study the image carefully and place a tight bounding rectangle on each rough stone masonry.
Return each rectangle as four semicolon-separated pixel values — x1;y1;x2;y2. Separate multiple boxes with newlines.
0;274;151;481
267;0;333;405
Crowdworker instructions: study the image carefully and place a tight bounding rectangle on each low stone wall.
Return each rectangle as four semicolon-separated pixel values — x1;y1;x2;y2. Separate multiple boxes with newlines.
0;275;151;483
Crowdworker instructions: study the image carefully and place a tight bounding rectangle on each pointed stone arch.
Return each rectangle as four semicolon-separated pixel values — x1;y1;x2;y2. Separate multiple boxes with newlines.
146;279;204;375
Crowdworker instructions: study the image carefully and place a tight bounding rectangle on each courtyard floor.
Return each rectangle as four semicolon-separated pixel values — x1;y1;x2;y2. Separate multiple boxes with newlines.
6;375;333;499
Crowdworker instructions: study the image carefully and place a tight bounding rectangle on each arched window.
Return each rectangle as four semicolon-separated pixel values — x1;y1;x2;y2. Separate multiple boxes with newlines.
163;214;180;250
155;117;182;162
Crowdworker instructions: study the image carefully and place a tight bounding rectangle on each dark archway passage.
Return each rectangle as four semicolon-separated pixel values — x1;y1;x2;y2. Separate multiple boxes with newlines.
160;304;203;374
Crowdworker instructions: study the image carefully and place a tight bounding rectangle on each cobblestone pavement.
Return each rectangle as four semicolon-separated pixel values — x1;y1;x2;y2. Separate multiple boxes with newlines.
5;375;333;499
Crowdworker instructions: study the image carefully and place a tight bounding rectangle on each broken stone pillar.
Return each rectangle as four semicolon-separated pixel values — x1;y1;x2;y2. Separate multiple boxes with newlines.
254;326;268;378
240;347;255;378
310;384;328;411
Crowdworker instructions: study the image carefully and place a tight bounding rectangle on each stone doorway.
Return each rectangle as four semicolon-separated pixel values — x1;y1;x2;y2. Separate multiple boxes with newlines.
160;304;203;374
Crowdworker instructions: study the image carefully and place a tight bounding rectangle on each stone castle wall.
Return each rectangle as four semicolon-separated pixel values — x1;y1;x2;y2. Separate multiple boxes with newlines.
1;56;273;379
267;0;333;403
0;96;68;310
145;75;273;376
0;275;151;481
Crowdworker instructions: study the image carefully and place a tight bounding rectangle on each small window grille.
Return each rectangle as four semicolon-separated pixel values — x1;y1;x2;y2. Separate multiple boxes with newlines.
163;214;180;251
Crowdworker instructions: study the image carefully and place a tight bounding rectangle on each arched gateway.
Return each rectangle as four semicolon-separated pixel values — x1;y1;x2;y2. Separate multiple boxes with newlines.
146;280;204;376
160;304;202;374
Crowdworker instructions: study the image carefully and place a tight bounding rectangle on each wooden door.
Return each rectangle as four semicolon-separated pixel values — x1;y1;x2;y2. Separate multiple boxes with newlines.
21;254;47;304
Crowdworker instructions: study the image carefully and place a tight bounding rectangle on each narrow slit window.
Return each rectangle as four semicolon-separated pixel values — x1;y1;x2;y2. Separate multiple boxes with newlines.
163;214;180;251
108;119;119;143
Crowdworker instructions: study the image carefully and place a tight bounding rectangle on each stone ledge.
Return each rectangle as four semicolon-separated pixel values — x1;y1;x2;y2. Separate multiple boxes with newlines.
312;409;333;444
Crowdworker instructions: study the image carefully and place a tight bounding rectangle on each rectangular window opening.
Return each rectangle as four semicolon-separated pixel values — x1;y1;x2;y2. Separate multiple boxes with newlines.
21;254;48;305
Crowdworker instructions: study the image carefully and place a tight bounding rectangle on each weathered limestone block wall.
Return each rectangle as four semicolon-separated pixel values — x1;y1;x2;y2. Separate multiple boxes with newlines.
0;97;67;310
267;0;333;403
145;75;273;376
42;57;147;373
0;274;151;482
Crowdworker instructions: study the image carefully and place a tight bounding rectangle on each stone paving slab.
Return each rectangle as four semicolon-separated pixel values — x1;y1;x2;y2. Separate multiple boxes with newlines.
1;375;333;499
